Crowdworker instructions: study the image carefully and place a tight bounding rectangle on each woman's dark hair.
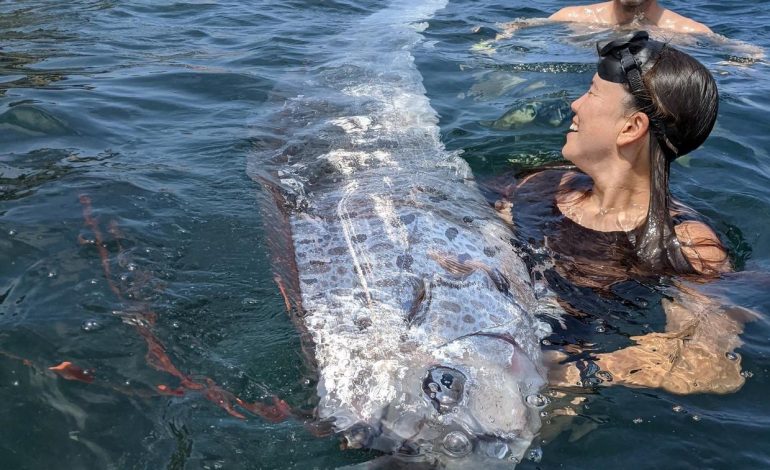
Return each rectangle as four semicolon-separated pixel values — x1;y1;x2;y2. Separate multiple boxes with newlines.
627;43;722;274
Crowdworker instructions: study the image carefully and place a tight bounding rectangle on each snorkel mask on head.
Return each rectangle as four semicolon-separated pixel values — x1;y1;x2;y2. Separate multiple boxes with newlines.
597;31;679;158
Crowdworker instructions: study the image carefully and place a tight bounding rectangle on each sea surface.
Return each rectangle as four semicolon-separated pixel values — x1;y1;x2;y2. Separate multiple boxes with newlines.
1;1;769;469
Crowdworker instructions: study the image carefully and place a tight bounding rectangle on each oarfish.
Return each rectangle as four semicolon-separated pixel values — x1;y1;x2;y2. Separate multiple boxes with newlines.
249;1;551;466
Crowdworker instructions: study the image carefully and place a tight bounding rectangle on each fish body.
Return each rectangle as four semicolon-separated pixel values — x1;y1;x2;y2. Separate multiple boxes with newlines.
0;104;73;137
486;97;572;129
250;1;550;465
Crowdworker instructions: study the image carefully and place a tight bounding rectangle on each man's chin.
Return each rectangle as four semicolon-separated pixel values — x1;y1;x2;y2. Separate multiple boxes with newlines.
618;0;652;9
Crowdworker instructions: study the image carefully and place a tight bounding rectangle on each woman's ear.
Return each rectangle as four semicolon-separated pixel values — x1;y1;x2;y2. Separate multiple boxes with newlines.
617;111;649;146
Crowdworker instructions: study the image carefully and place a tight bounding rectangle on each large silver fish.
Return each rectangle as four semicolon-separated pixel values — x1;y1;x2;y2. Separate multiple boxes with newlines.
249;1;551;466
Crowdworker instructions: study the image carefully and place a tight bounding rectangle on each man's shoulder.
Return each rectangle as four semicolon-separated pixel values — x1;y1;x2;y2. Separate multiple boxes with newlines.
660;9;713;34
549;2;608;22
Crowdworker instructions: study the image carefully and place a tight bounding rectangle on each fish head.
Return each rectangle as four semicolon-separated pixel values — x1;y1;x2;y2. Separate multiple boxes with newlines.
341;333;547;466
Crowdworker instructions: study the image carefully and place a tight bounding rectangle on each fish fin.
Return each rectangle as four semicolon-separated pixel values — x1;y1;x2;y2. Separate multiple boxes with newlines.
406;278;431;327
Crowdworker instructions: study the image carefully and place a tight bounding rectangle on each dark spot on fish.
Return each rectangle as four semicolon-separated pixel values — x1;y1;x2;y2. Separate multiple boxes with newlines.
396;254;413;270
328;246;347;256
302;278;318;285
483;246;497;257
307;263;331;275
445;227;459;241
399;214;416;225
418;185;449;202
375;279;397;288
354;317;372;330
353;234;367;243
371;242;394;251
458;253;471;263
438;300;461;313
337;266;346;275
462;216;474;224
354;291;369;304
462;314;475;324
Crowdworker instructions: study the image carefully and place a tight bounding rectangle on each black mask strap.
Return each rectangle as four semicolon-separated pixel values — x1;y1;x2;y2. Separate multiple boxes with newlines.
598;32;680;158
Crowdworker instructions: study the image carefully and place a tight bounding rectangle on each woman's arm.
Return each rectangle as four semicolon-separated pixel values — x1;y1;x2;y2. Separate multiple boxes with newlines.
548;284;755;394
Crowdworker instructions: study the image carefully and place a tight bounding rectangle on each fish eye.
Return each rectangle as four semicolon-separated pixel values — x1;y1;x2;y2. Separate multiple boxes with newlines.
422;366;466;413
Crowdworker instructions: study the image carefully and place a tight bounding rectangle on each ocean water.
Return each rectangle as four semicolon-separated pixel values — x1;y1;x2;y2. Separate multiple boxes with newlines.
1;1;769;469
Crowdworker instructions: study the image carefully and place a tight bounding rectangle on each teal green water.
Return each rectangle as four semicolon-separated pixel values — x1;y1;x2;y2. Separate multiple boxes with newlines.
1;1;769;468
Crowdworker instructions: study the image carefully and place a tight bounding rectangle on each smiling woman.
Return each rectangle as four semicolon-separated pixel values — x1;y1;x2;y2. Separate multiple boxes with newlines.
518;31;725;276
498;31;744;394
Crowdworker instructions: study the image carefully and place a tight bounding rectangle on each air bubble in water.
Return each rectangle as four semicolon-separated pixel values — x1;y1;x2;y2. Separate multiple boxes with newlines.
47;271;57;278
81;320;102;332
672;405;684;413
527;447;543;463
127;263;138;271
541;339;551;346
12;381;19;387
633;417;644;424
442;431;472;458
741;370;754;378
726;352;738;361
8;229;17;236
526;393;549;408
691;415;701;422
595;325;606;333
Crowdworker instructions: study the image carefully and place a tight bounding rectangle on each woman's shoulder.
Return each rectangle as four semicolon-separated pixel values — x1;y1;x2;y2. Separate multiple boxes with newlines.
674;220;731;275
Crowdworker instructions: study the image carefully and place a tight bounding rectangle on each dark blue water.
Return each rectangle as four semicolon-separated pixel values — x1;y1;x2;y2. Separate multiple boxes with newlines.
1;1;769;468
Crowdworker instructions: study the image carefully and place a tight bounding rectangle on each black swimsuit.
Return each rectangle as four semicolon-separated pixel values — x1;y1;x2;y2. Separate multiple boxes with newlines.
511;170;668;351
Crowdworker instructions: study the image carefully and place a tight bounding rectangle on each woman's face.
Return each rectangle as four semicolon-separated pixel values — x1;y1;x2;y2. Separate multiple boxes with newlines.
562;73;633;169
